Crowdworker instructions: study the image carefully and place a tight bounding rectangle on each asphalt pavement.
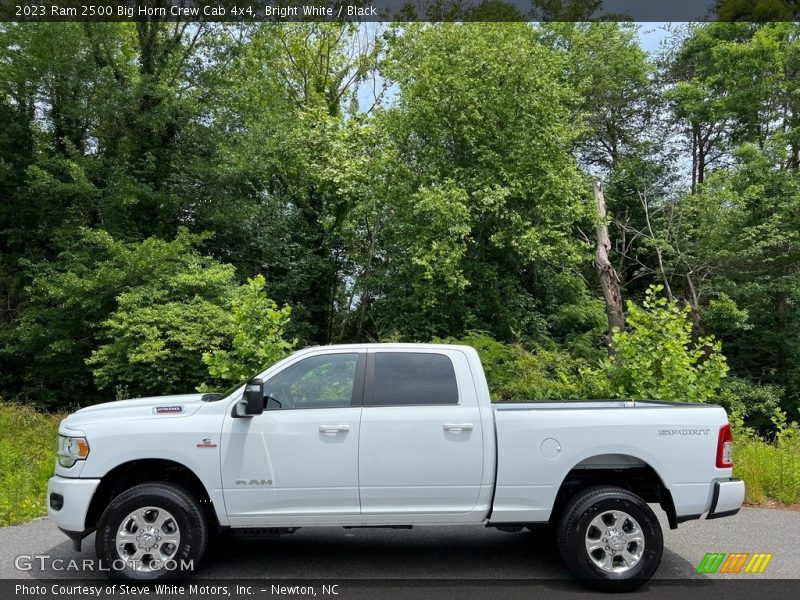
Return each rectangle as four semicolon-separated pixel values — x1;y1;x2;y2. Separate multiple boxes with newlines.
1;507;797;580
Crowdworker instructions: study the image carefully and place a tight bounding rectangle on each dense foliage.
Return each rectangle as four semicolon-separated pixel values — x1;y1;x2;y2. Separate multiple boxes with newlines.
600;285;729;402
202;275;296;386
0;21;798;435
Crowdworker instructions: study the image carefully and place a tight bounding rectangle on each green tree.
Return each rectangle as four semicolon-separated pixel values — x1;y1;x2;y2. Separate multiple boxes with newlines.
545;22;654;171
602;285;729;402
200;23;381;345
689;142;800;413
2;229;238;406
369;23;590;342
202;275;296;385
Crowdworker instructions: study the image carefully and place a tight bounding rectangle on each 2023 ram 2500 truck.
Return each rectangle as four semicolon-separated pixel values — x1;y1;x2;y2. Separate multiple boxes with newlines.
48;343;744;590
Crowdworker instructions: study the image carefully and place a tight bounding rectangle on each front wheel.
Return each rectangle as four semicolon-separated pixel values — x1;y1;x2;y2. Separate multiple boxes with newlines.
96;482;208;581
556;486;663;591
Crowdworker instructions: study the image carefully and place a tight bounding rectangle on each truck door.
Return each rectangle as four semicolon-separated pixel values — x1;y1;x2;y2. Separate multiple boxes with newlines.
358;349;485;517
221;351;365;525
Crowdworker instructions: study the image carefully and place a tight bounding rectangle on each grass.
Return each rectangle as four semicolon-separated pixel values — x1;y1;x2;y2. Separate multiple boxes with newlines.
735;436;800;505
0;402;63;526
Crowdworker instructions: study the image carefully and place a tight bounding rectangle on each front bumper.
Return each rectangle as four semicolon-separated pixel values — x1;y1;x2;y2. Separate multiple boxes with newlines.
47;475;101;534
707;478;745;519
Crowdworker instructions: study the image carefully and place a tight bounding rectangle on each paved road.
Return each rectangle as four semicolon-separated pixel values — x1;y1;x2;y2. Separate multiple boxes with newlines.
1;508;797;580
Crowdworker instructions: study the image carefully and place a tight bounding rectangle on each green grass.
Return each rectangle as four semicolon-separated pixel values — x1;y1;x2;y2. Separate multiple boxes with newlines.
0;402;63;526
735;436;800;505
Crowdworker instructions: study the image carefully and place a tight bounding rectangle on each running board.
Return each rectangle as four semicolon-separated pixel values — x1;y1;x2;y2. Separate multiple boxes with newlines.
229;527;300;537
343;525;413;529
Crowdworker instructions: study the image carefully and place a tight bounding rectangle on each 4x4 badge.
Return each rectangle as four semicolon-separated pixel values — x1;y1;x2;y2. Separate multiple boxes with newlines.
196;437;217;448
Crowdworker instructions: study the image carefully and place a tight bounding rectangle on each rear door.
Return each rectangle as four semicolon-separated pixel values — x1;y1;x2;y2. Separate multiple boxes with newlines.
358;348;485;517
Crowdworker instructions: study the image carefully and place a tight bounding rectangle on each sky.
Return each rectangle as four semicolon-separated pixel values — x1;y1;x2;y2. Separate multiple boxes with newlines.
637;22;672;55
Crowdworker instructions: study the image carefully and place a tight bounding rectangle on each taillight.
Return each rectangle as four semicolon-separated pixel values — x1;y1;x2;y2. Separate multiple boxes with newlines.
716;424;733;468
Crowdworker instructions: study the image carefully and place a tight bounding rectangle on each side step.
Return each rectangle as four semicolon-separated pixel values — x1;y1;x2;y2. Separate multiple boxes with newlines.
489;524;525;533
343;525;413;529
229;527;299;537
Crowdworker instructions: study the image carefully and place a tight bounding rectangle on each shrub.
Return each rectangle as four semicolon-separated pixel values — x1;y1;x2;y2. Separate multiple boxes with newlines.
5;228;242;406
602;285;729;402
718;377;782;433
85;230;240;398
437;331;608;401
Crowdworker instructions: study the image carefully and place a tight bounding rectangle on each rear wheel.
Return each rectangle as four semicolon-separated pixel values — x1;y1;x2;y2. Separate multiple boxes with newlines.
557;486;663;591
96;482;208;581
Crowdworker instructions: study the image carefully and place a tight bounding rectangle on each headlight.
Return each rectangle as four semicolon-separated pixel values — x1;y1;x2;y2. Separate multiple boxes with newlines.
56;434;90;468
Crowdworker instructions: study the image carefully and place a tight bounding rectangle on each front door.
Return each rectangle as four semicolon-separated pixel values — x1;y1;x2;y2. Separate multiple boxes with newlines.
221;351;365;525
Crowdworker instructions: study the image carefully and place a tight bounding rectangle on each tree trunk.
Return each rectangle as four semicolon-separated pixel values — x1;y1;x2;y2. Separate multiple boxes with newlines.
691;124;698;194
592;181;625;354
697;141;706;187
775;291;788;386
685;271;707;337
336;203;384;343
640;191;674;301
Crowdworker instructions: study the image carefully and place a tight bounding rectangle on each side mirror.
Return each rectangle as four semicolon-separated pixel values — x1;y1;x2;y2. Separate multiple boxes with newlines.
242;378;264;416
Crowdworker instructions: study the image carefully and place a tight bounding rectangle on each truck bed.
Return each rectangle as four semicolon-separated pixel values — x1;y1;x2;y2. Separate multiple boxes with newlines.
489;399;731;524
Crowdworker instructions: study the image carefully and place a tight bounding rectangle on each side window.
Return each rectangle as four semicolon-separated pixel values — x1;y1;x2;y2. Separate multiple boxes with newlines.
369;352;459;406
264;353;359;410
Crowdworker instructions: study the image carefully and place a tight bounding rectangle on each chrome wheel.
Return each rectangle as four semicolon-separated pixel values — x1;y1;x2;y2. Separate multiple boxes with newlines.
115;506;181;572
584;509;645;574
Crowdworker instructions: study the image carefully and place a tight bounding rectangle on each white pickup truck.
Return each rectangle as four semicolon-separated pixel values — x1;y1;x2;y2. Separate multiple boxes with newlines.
48;343;744;590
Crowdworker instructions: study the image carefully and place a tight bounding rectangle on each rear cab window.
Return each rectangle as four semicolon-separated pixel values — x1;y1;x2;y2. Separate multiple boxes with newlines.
367;352;459;406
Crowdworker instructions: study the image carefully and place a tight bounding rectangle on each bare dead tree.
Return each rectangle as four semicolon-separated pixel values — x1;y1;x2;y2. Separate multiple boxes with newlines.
592;181;626;354
640;190;675;301
613;190;713;337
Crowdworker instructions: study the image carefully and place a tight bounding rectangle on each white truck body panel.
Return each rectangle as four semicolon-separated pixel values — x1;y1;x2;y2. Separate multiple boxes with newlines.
56;393;232;527
491;402;731;522
357;346;491;518
48;343;741;538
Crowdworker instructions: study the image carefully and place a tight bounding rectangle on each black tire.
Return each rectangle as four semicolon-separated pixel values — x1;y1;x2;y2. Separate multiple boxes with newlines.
525;523;557;547
556;486;663;592
96;482;208;581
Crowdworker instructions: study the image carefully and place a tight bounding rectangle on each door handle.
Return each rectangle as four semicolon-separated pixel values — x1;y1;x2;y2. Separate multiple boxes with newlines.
319;424;350;434
443;423;474;432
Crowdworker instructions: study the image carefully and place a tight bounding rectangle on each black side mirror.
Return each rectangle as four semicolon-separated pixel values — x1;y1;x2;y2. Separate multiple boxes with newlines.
243;378;264;416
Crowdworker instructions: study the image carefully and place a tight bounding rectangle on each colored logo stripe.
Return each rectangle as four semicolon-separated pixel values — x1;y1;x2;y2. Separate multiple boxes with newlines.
697;553;726;573
697;552;773;574
720;553;749;573
744;553;773;574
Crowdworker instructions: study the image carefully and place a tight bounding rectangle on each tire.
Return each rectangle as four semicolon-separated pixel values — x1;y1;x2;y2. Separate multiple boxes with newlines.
96;482;208;581
525;523;557;547
556;486;663;592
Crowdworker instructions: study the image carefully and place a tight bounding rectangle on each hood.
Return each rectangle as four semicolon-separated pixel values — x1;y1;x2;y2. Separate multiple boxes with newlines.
61;393;207;430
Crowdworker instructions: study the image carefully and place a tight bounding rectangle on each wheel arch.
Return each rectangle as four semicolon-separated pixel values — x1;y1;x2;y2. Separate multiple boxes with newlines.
84;458;219;532
551;453;679;530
